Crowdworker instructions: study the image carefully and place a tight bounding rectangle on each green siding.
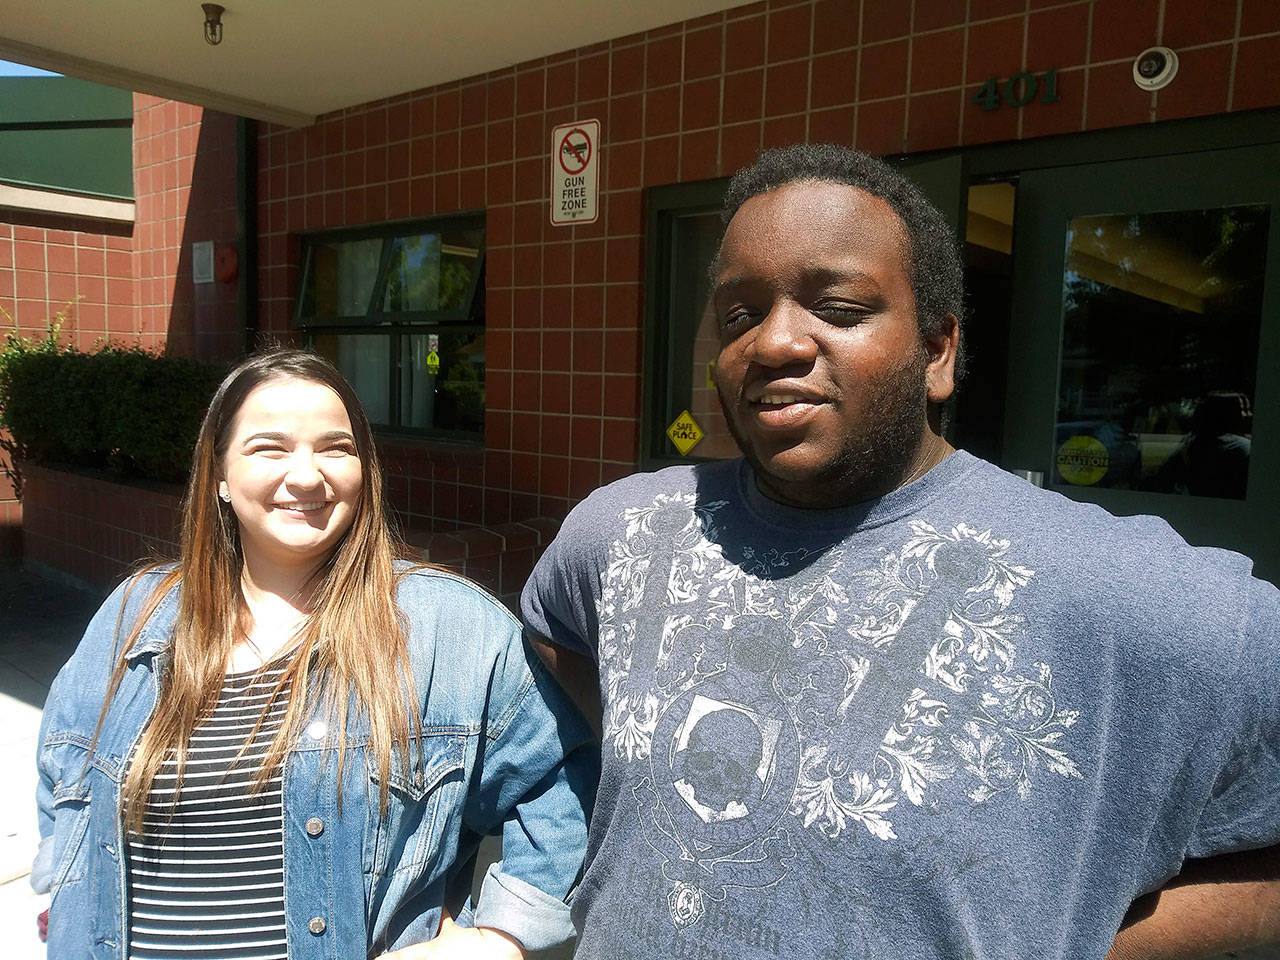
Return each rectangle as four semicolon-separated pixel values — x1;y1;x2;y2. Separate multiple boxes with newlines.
0;76;133;199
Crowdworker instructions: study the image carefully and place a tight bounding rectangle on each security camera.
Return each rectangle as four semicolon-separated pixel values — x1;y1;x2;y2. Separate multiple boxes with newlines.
1132;46;1178;90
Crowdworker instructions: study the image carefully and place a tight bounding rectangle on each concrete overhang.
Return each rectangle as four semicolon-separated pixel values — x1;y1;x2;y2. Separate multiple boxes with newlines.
0;1;745;128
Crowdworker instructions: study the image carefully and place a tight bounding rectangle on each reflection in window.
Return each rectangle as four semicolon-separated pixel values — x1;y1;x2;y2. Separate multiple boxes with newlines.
1055;205;1266;499
649;208;738;462
295;215;485;436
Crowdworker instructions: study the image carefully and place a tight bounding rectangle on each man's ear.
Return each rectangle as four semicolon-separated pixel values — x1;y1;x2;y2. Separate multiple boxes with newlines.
924;314;960;405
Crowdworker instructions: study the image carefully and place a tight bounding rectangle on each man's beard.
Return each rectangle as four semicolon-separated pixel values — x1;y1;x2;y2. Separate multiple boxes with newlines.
717;347;931;507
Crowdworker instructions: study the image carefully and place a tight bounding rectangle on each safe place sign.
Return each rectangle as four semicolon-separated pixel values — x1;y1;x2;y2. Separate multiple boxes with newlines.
551;119;599;226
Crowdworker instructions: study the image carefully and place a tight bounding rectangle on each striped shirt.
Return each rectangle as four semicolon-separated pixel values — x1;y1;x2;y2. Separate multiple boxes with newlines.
126;662;293;960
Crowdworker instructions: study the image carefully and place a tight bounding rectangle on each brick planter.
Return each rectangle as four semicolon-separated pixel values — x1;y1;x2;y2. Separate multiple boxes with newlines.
20;463;184;590
20;463;560;608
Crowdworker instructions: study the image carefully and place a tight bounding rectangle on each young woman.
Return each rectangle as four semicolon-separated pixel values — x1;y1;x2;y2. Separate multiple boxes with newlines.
33;349;595;960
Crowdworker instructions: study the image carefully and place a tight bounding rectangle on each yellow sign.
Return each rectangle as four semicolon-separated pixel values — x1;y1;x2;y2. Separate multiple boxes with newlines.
666;410;704;455
425;351;440;375
1056;435;1109;485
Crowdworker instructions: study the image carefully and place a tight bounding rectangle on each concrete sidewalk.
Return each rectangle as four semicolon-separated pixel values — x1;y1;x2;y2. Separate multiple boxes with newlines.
0;560;104;959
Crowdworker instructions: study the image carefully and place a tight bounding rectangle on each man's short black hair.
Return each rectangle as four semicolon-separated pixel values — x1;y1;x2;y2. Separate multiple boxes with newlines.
720;143;966;379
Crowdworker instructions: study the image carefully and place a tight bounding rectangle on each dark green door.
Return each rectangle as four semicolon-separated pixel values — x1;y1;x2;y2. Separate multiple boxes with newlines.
1003;144;1280;582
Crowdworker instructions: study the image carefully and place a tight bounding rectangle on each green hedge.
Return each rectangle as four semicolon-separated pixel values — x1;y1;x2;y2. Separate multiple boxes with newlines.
0;323;225;484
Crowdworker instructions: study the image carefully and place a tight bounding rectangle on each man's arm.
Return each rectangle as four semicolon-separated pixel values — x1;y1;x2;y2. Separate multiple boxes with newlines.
1107;846;1280;960
526;632;602;738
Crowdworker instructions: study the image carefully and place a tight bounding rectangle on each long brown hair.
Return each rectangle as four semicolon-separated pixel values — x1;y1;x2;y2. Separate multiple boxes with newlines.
94;349;419;833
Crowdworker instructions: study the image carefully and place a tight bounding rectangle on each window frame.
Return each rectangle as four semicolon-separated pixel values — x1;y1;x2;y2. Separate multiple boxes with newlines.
293;212;486;441
641;179;729;471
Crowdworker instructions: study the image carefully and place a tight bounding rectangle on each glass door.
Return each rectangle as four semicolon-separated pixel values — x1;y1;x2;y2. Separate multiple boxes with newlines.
1003;144;1280;582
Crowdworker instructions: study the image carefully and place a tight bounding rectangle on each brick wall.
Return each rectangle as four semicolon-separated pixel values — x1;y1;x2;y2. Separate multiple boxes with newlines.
255;0;1280;537
1;97;243;556
20;464;183;588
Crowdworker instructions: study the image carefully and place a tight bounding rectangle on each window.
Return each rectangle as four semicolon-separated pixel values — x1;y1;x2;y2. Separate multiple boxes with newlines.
642;180;738;468
294;215;485;438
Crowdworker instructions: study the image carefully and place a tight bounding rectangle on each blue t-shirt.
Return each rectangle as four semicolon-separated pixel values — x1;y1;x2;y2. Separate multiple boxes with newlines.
522;451;1280;960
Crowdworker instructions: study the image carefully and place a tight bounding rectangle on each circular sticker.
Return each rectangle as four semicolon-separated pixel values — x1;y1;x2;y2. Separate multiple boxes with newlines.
1056;435;1109;486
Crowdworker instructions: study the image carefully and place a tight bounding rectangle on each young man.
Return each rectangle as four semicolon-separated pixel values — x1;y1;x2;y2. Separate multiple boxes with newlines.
522;144;1280;959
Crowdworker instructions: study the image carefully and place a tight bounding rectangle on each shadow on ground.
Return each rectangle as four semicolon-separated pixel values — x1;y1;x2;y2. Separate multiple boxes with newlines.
0;561;104;709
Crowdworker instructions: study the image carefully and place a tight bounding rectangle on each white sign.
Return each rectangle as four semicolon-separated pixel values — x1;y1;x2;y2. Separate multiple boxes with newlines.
550;119;599;226
192;241;214;284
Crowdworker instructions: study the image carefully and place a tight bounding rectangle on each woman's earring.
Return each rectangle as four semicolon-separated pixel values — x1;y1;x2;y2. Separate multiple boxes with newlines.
219;487;232;503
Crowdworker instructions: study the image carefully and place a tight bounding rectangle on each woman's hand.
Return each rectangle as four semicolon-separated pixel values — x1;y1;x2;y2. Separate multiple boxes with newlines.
375;918;525;959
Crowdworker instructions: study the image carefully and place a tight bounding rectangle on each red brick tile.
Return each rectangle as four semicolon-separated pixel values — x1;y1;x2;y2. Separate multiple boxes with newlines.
645;86;682;136
961;85;1019;143
606;236;643;284
607;190;643;236
436;171;460;212
612;44;646;95
1241;0;1280;36
1085;61;1151;129
648;35;684;87
513;115;543;159
912;28;965;92
409;177;434;217
763;114;807;148
915;0;967;32
1020;67;1085;138
543;287;573;329
809;105;855;144
906;90;961;151
972;0;1026;19
724;69;765;123
683;77;722;130
487;241;519;293
516;68;546;114
513;200;543;246
608;141;643;190
46;244;75;274
547;61;577;109
542;241;572;286
1090;0;1158;64
581;52;609;99
514;156;544;202
1027;4;1089;73
863;0;911;42
608;92;644;142
1162;0;1237;48
810;50;857;108
436;88;461;131
487;77;515;122
570;419;603;462
720;121;763;172
1154;43;1230;121
859;40;910;101
486;121;514;163
605;283;641;328
572;373;603;415
725;15;767;72
681;129;720;180
856;97;906;155
543;372;571;416
572;285;604;328
601;417;638;461
685;26;725;80
570;239;604;285
481;162;510;205
1232;35;1280;111
768;4;812;62
814;0;860;53
602;374;640;418
514;244;542;287
967;18;1025;84
765;60;809;115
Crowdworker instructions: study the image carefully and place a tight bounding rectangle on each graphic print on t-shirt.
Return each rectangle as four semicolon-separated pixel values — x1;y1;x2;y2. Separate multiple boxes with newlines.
598;492;1083;930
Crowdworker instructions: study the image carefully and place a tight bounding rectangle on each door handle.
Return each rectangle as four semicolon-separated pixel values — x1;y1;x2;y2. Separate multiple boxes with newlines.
1009;468;1045;487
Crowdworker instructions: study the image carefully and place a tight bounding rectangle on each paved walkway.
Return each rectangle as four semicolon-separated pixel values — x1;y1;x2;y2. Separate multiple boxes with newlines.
0;560;102;960
1;561;1273;959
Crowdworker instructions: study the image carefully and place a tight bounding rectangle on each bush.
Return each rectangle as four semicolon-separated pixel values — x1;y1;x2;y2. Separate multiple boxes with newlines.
0;313;226;487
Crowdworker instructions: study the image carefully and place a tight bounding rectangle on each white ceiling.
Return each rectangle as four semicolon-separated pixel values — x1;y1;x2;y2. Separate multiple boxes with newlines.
0;0;745;127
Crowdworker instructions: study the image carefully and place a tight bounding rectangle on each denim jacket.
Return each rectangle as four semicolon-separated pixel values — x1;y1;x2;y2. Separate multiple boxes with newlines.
34;565;597;959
